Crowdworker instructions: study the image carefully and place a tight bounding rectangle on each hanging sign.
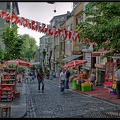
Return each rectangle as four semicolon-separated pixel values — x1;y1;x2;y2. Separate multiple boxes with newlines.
0;10;80;41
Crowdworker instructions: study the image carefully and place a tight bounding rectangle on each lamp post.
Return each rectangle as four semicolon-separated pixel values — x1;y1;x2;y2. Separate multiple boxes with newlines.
53;35;55;72
10;2;12;28
38;48;41;68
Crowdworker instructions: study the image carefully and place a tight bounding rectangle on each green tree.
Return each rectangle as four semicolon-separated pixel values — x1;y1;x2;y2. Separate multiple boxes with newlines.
20;34;37;62
0;24;24;60
76;2;120;57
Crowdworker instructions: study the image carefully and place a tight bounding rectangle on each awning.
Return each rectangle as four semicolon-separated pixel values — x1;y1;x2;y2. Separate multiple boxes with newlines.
62;54;82;62
92;48;112;57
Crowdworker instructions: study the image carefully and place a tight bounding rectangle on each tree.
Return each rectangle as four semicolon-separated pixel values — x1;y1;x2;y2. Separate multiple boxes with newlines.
76;2;120;57
20;34;37;62
0;23;24;60
0;23;37;62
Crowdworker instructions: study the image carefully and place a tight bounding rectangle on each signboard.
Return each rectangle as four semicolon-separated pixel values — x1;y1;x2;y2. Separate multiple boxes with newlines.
84;53;91;67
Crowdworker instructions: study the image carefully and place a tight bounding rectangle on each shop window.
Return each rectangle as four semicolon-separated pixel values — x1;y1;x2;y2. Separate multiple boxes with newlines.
107;57;113;62
91;57;96;68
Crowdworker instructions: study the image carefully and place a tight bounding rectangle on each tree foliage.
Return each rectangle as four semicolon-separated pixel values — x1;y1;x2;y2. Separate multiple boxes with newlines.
20;34;37;62
1;24;24;60
76;2;120;57
0;23;37;62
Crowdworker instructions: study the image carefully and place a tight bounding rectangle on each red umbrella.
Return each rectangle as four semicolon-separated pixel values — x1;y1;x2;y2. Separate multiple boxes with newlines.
3;59;30;67
62;60;87;69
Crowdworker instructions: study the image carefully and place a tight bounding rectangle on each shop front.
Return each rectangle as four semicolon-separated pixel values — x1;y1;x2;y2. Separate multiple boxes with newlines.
95;63;105;86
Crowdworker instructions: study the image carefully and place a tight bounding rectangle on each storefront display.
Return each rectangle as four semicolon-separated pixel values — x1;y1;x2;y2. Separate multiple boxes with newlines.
104;62;117;86
81;81;92;92
0;67;17;101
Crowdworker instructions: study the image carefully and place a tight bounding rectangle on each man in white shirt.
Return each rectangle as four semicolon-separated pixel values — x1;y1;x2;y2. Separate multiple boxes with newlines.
59;69;66;93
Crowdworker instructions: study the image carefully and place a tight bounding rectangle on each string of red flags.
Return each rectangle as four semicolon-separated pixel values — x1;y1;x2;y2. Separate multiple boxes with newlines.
0;10;80;41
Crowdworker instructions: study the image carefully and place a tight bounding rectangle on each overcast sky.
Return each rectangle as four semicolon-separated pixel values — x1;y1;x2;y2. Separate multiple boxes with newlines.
18;2;73;46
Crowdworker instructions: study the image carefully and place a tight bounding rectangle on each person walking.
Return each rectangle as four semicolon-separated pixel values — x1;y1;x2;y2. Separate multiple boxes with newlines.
89;72;96;86
59;69;66;93
65;69;71;89
49;69;53;80
116;65;120;99
31;71;36;83
37;68;45;93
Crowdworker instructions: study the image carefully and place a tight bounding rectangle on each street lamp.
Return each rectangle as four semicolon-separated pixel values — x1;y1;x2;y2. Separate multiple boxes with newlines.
10;2;12;28
53;35;55;72
38;48;41;68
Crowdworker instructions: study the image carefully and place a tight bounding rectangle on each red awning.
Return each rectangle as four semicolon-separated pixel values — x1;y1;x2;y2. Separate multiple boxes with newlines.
92;48;112;57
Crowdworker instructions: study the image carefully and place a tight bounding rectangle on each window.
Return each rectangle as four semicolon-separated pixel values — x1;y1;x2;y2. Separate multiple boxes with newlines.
73;2;81;9
67;25;70;31
61;17;64;21
76;15;83;25
85;4;89;12
61;42;65;51
6;2;10;9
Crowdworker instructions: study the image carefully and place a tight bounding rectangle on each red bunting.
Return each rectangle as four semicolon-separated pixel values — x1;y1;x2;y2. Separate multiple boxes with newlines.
0;10;80;41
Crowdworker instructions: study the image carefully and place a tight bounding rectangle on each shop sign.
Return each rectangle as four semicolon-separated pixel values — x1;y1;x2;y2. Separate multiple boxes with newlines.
84;53;91;67
95;63;105;69
0;10;80;41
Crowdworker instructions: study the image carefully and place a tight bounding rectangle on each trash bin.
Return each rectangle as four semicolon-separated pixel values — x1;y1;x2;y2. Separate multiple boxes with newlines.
72;80;77;90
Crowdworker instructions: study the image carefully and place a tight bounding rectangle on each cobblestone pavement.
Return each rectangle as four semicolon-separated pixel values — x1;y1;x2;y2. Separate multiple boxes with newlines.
24;78;120;118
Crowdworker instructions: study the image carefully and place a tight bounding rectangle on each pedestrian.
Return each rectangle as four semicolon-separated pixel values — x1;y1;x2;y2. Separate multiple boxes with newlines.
49;68;53;80
89;72;96;86
37;68;44;93
25;70;30;84
59;69;66;93
116;65;120;99
65;68;71;89
31;71;36;83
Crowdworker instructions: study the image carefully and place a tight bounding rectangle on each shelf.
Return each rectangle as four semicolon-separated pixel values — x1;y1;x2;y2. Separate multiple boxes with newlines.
1;89;12;91
0;100;11;102
2;93;12;95
4;68;17;70
1;84;15;86
2;79;15;81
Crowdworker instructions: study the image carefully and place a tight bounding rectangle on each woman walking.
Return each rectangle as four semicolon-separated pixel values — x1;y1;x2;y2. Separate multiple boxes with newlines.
37;68;44;93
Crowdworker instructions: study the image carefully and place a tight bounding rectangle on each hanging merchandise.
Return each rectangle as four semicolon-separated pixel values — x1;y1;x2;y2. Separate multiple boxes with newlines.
0;10;80;41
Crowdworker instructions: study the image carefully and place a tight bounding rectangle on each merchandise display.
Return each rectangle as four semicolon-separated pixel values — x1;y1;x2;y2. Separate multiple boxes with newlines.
104;62;117;86
0;67;17;101
81;81;92;92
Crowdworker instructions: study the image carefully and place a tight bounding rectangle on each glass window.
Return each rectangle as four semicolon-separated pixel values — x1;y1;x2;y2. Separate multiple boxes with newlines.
76;14;83;25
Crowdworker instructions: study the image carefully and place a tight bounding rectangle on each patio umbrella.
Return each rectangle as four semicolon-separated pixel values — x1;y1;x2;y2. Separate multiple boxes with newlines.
62;60;87;69
3;59;30;67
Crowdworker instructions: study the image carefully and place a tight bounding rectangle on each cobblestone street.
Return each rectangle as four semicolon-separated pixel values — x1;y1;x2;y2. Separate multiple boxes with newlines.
24;78;120;118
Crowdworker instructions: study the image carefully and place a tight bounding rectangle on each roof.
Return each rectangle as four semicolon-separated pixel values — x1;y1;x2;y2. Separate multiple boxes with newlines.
62;54;83;62
50;14;67;22
92;48;113;57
